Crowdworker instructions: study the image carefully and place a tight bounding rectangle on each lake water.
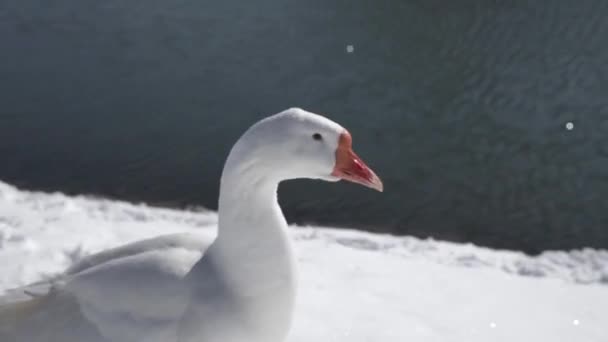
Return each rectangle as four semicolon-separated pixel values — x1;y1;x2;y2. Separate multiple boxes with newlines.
1;0;608;253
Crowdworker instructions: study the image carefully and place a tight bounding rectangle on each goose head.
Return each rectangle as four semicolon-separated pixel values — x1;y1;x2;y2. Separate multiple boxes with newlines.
226;108;383;192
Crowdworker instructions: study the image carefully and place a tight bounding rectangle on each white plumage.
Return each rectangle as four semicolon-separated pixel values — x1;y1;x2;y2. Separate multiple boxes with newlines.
0;108;382;342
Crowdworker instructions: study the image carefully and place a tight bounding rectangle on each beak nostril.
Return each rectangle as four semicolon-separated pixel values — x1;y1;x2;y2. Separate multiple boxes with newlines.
353;159;366;172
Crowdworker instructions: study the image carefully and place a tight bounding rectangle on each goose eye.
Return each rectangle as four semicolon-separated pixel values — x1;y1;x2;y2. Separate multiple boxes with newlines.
312;133;323;141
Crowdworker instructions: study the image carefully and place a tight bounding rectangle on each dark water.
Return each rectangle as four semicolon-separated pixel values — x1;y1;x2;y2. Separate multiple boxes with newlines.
1;0;608;254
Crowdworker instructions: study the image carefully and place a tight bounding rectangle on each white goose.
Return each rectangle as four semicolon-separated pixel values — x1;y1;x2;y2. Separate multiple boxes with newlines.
0;108;383;342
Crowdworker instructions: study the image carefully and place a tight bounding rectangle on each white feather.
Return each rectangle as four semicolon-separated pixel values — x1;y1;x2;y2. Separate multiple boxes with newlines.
0;108;349;342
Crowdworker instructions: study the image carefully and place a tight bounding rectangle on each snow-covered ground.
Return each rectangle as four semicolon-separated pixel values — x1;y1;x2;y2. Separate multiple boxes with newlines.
1;180;607;341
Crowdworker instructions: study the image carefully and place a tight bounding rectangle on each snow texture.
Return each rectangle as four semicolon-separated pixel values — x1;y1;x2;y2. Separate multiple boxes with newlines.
1;180;607;341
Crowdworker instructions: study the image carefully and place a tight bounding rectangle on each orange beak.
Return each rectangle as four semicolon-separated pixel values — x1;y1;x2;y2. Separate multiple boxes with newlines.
331;131;383;192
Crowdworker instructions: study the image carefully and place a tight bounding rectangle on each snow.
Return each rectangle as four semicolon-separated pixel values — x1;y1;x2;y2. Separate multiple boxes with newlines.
1;180;607;341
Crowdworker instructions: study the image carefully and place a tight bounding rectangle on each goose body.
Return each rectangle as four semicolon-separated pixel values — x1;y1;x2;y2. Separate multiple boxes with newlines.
0;108;382;342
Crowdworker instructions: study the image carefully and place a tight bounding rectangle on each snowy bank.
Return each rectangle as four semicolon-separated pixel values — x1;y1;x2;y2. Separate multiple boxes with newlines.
1;181;607;341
